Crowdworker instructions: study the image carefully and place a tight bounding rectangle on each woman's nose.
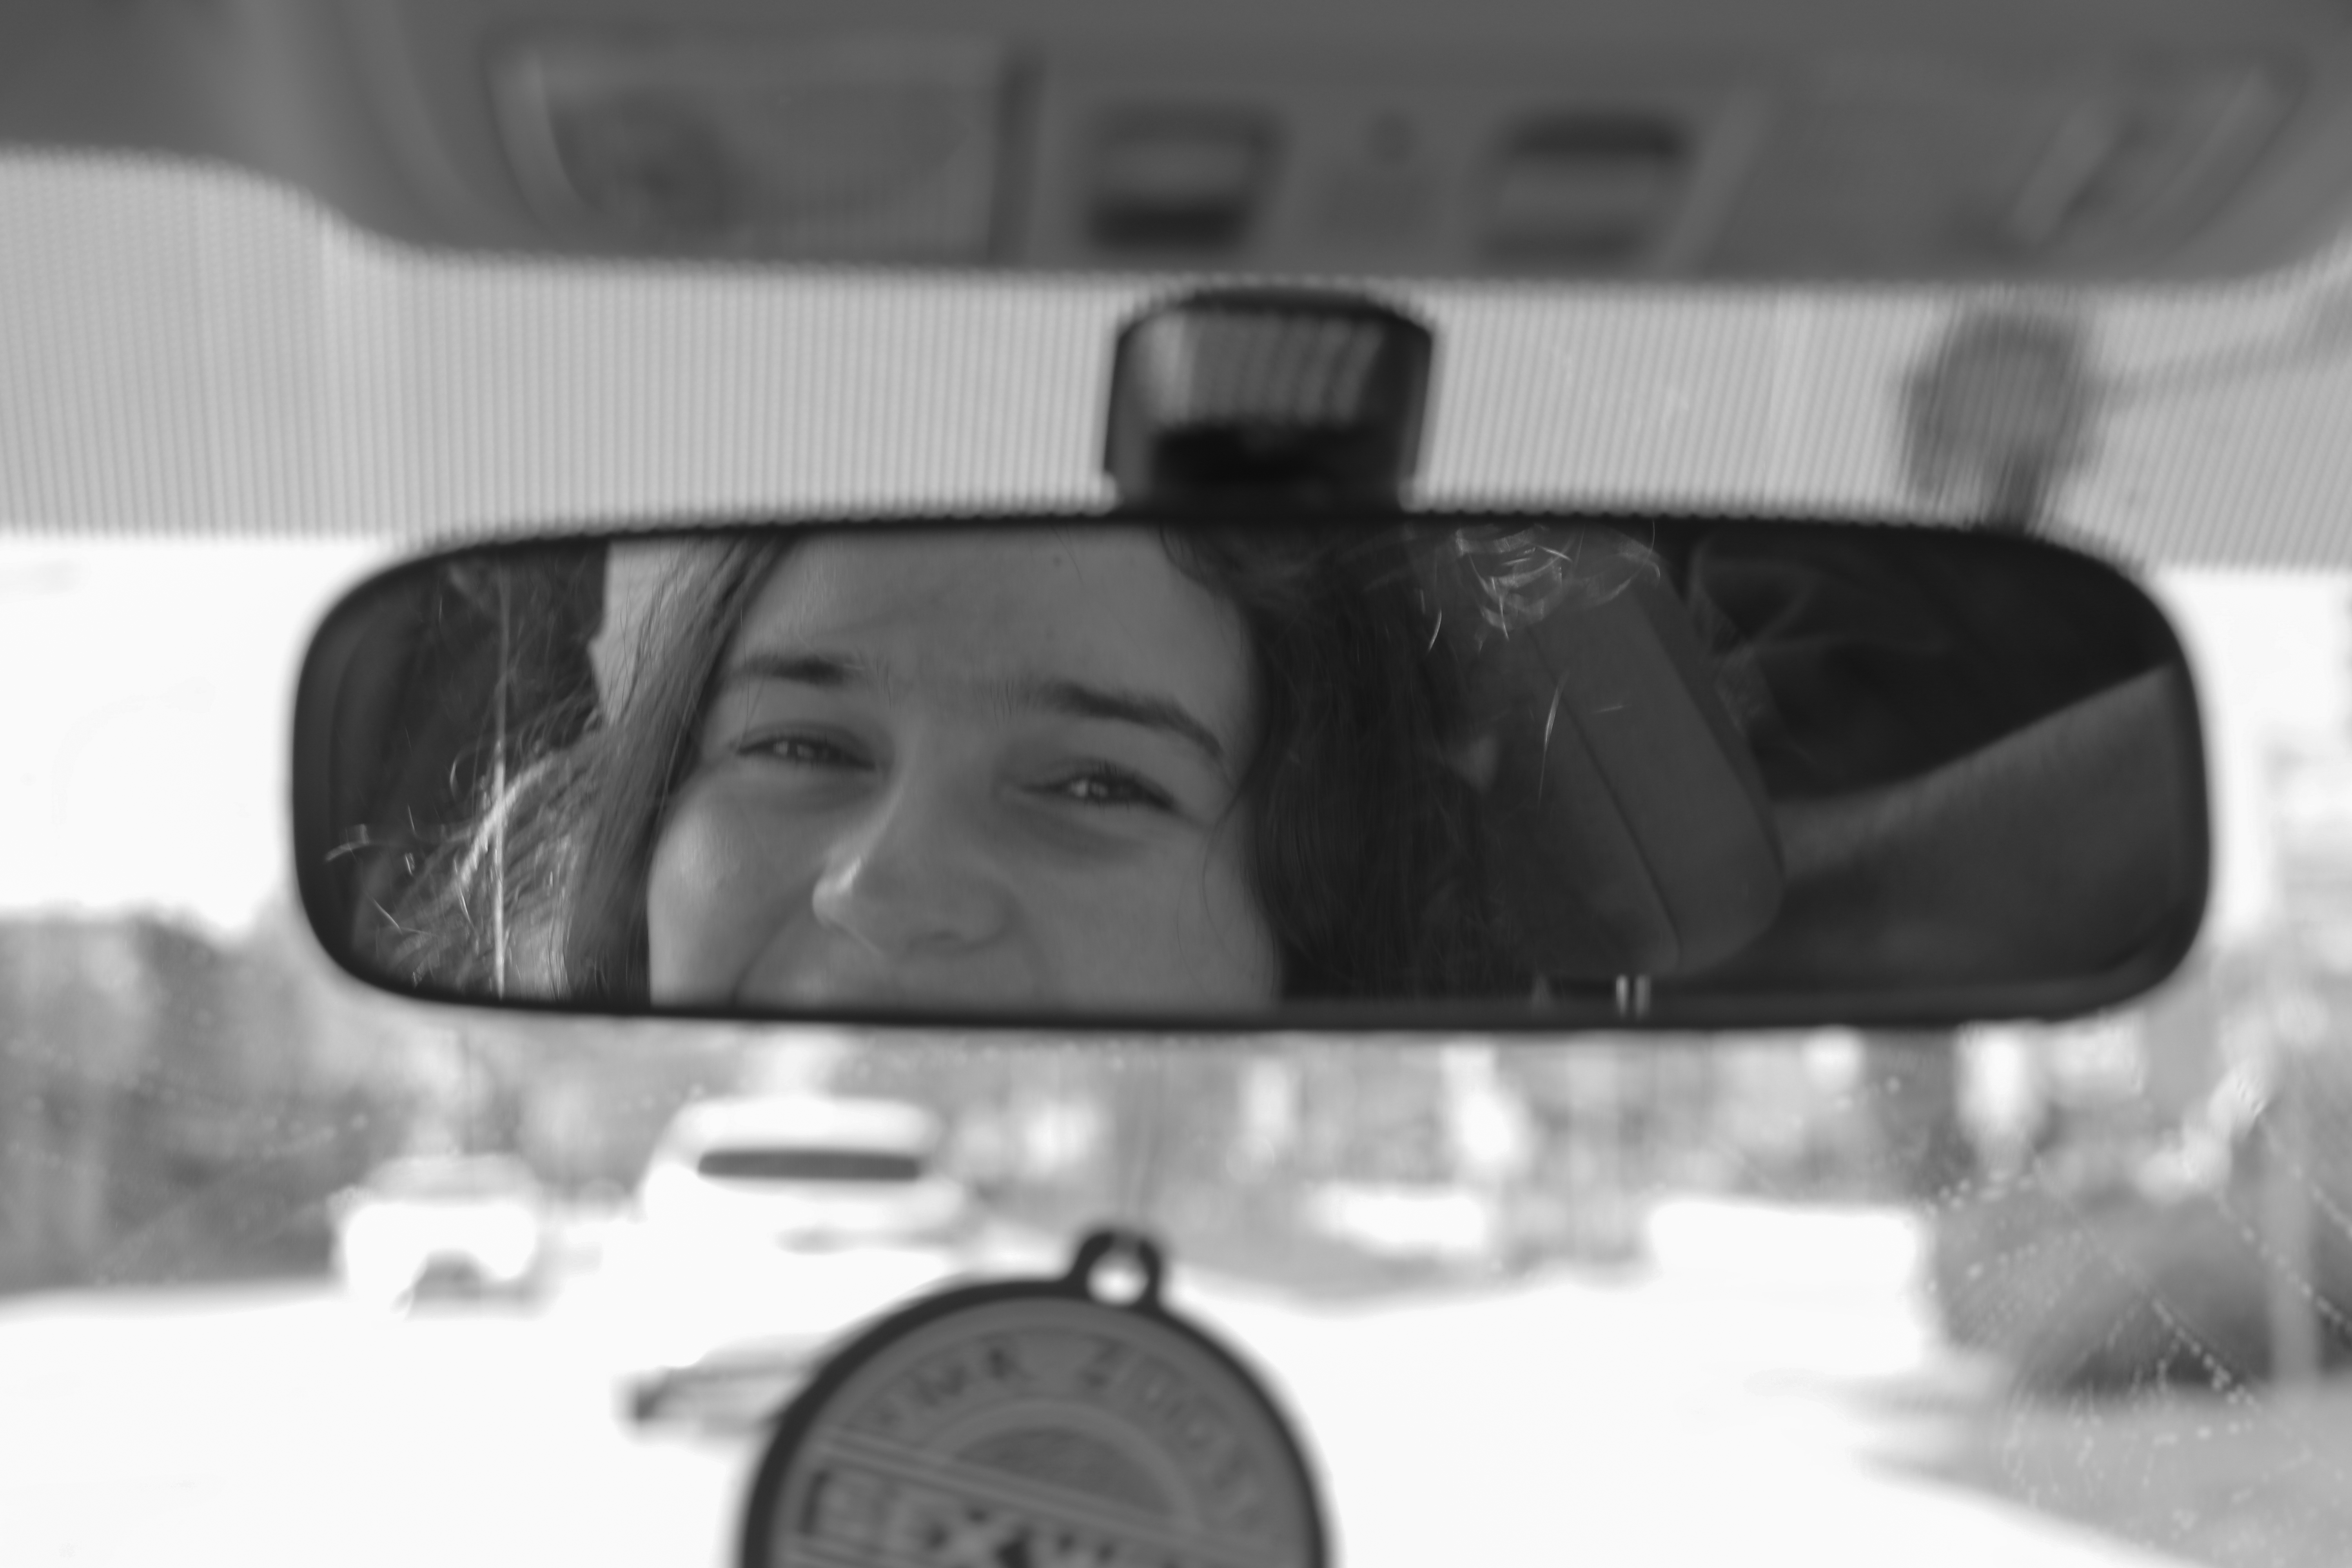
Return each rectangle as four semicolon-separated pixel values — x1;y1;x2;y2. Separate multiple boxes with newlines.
809;777;1007;956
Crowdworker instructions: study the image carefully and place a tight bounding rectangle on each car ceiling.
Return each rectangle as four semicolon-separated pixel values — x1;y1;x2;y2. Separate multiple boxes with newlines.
1;0;2350;567
7;0;2352;282
5;151;2350;569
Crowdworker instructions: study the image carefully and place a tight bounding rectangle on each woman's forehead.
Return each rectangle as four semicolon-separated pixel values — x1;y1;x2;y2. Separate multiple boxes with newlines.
728;527;1252;713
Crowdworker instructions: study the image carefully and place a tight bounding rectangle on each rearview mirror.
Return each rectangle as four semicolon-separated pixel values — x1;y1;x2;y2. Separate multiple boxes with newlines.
293;513;2206;1031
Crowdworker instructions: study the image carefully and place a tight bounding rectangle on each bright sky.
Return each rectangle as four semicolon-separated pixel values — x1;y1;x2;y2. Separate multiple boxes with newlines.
2156;573;2351;942
0;541;2340;946
0;542;387;935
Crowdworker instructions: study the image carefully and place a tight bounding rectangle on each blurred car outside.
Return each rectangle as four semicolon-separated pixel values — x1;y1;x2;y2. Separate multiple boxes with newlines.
330;1153;549;1311
598;1094;982;1430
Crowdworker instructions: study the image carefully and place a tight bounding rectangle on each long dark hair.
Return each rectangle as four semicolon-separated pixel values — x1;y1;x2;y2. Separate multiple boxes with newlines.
383;524;1516;1004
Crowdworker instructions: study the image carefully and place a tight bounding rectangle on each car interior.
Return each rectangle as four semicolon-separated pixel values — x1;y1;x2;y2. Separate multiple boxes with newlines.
5;2;2352;1566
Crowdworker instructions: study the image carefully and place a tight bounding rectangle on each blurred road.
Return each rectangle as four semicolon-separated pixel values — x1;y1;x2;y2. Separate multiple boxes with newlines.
0;1201;2188;1568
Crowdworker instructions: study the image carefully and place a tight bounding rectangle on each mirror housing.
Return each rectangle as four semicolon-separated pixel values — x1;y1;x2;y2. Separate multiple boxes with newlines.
294;512;2206;1033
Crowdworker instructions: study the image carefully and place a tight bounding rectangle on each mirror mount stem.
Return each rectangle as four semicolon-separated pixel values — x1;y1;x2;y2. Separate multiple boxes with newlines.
1102;287;1434;512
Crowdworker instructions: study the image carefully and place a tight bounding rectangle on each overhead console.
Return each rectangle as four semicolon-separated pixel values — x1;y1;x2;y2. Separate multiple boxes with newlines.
492;32;2300;281
2;0;2349;281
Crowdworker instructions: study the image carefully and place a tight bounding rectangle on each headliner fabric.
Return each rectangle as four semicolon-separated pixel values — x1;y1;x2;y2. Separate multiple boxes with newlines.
4;151;2352;566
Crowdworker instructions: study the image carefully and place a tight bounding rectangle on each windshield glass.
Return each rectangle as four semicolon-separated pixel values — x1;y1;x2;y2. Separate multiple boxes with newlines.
5;154;2352;1568
370;1157;536;1200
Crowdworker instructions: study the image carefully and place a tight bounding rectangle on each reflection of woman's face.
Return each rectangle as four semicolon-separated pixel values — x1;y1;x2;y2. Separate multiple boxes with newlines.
646;529;1279;1011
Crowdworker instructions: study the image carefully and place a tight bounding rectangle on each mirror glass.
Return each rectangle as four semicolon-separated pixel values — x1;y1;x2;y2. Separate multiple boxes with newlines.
294;515;2207;1029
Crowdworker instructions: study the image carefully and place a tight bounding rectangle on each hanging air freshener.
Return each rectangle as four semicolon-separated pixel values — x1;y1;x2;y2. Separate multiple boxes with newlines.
737;1227;1328;1568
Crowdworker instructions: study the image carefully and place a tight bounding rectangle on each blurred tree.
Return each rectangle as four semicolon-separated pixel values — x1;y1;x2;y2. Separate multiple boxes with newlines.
0;908;430;1296
0;920;152;1288
1859;1034;1977;1202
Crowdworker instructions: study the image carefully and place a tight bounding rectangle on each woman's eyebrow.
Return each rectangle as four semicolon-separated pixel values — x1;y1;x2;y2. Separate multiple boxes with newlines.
715;653;1229;772
717;650;869;690
1006;677;1228;771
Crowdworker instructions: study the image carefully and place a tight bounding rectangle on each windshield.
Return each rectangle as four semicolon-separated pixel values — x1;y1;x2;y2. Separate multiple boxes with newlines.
370;1157;536;1200
5;154;2352;1568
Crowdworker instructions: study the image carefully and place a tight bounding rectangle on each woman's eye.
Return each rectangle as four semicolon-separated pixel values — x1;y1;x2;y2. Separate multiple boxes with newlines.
1040;767;1174;811
735;732;867;771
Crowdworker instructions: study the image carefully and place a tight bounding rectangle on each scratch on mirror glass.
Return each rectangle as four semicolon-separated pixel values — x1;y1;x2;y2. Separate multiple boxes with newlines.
1537;679;1564;802
1449;524;1662;635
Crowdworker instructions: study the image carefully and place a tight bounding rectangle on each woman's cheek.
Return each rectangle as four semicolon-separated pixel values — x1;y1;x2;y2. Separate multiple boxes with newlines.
646;784;811;1003
1038;829;1277;1007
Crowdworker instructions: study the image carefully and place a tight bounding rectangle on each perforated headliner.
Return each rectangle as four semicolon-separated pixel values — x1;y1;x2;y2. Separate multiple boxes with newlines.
3;153;2350;567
